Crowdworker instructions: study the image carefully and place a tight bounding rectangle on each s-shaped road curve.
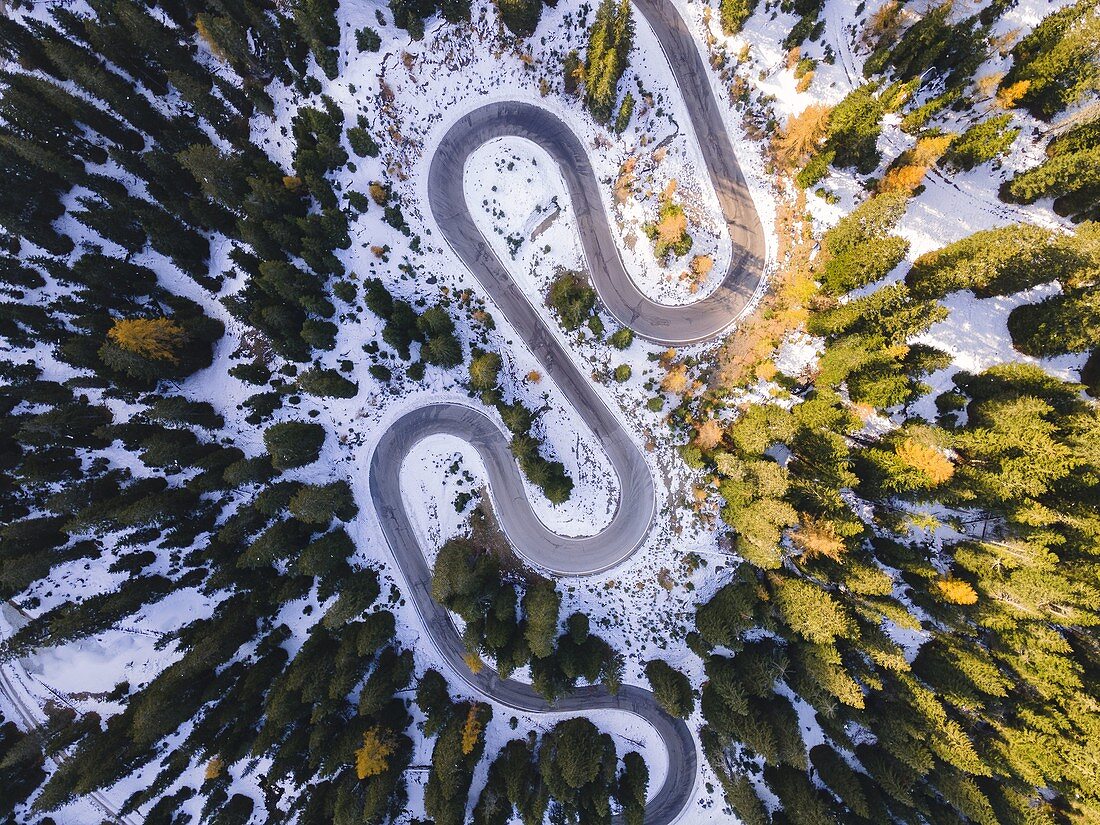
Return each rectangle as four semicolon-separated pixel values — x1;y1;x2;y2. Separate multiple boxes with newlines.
370;2;766;823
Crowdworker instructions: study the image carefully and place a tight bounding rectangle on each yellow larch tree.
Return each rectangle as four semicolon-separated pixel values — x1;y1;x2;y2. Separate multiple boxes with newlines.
203;757;224;781
772;104;831;168
355;727;396;779
661;363;689;394
461;704;483;755
996;80;1031;109
896;438;955;485
936;577;978;605
790;514;847;562
107;318;186;363
685;254;714;293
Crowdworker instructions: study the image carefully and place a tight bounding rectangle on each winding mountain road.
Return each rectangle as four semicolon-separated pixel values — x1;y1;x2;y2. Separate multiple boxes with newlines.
0;4;764;825
371;2;766;823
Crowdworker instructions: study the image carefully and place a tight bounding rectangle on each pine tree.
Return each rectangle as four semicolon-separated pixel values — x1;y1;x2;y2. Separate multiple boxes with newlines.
416;669;453;737
1008;285;1100;356
720;0;759;36
583;0;634;124
817;191;909;294
538;716;616;816
496;0;542;38
522;577;560;659
616;751;648;825
289;481;358;524
809;744;871;818
644;659;695;718
1000;0;1100;120
291;0;341;79
905;223;1084;299
821;82;886;172
195;14;256;77
694;568;760;647
772;575;855;645
263;421;326;469
176;144;250;207
297;367;358;398
942;114;1019;171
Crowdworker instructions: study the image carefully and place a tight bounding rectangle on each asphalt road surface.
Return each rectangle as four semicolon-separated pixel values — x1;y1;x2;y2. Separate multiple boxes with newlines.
372;3;767;823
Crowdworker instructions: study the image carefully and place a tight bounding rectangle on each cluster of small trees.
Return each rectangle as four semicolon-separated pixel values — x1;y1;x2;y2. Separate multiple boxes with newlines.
1002;115;1100;222
417;669;649;825
431;538;624;699
781;0;826;49
4;396;416;821
795;80;907;185
219;98;357;360
0;372;378;814
864;2;989;91
546;268;598;332
998;0;1100;121
388;0;555;40
789;0;1039;187
389;0;472;40
469;346;575;503
364;277;463;369
580;0;635;125
644;181;694;263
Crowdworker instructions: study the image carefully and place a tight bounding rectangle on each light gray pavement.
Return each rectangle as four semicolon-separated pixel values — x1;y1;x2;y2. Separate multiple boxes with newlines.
371;3;767;823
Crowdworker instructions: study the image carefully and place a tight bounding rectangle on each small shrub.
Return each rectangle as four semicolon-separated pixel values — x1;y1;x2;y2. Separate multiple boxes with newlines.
298;368;358;398
609;327;634;349
356;26;381;52
547;270;597;331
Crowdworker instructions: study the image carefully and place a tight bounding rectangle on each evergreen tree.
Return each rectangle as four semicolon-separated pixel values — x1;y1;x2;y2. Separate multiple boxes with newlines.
816;191;909;294
289;481;358;524
644;659;695;718
720;0;759;36
1000;0;1100;120
538;717;617;822
263;421;325;469
941;114;1019;171
615;751;648;825
497;0;543;38
297;367;358;398
583;0;635;124
1008;285;1100;356
522;577;560;659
